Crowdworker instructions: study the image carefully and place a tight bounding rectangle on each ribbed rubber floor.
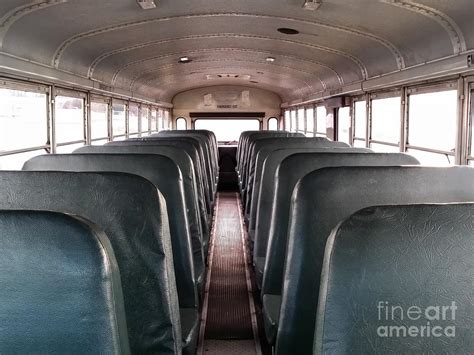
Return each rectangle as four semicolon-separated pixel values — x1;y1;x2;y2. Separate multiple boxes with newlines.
204;192;254;340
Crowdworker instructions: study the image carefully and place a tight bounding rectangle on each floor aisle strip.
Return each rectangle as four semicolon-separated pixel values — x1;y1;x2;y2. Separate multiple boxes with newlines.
197;192;261;355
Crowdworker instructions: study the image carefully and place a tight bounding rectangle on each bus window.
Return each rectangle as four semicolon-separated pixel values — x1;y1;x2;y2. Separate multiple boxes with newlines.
306;107;314;137
353;100;366;147
90;101;109;144
337;107;351;144
407;89;457;165
290;110;297;132
129;104;139;137
112;102;126;139
157;109;163;131
163;110;171;130
176;117;187;130
297;108;305;134
268;117;278;130
316;106;327;137
284;111;290;131
141;106;150;136
194;119;259;142
0;87;48;170
150;108;157;133
55;95;85;151
471;88;474;165
371;96;401;151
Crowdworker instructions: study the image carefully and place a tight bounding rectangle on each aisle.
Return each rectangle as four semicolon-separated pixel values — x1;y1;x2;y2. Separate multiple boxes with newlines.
198;193;261;355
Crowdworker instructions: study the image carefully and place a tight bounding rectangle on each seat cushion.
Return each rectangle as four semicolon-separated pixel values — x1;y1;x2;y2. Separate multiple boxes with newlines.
262;294;281;345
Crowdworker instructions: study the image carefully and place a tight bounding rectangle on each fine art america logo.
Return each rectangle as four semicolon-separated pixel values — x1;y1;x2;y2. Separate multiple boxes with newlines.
377;301;457;338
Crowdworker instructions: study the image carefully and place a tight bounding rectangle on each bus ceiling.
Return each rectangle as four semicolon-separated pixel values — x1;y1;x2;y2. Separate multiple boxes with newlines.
0;1;473;106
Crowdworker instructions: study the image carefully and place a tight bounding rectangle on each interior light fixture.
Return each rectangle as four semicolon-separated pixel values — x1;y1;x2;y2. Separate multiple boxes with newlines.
303;0;322;10
266;57;276;62
136;0;157;10
179;56;192;63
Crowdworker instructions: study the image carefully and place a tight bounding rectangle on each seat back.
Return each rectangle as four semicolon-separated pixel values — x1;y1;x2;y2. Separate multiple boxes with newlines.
315;204;474;354
24;154;201;309
0;210;130;354
155;132;217;190
244;138;352;226
241;133;306;193
144;136;215;204
0;172;181;354
159;130;218;176
239;132;303;190
252;148;368;268
237;130;267;173
109;139;212;216
262;153;419;298
250;146;370;240
74;144;209;254
278;166;474;354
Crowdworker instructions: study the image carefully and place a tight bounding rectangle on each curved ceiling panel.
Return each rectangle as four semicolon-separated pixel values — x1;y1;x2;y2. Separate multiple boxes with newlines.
0;0;472;103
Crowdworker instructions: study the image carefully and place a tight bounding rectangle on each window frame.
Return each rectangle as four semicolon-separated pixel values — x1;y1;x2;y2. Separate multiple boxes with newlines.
53;87;87;151
369;90;402;151
352;96;368;147
111;98;127;140
89;95;111;143
405;81;458;163
0;79;50;159
315;105;327;137
268;117;278;131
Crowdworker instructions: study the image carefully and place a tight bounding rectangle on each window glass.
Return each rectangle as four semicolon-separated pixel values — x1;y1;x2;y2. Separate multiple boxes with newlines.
195;119;259;142
306;107;314;134
141;107;150;135
354;100;366;140
55;96;84;144
353;139;366;148
129;104;139;134
408;90;457;152
316;106;327;135
150;108;157;132
91;102;108;140
407;149;454;166
297;108;305;132
284;111;290;131
0;149;46;170
0;88;48;151
290;110;297;132
176;117;187;130
370;143;400;153
157;109;163;131
268;117;278;130
91;139;108;146
371;96;400;144
164;111;170;130
338;107;351;144
112;103;126;137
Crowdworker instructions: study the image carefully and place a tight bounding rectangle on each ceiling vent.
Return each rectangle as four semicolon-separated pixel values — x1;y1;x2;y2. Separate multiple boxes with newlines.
137;0;157;10
302;0;322;10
